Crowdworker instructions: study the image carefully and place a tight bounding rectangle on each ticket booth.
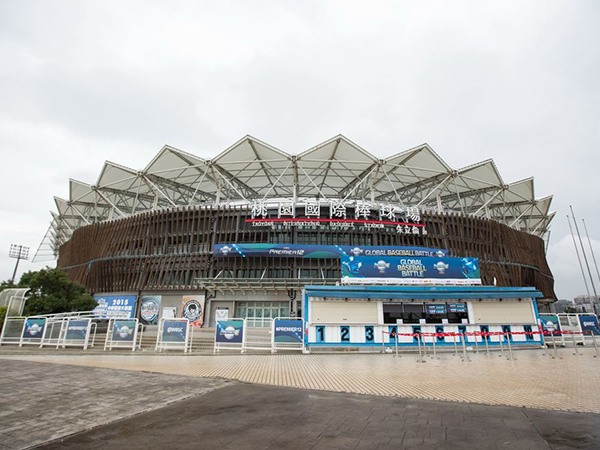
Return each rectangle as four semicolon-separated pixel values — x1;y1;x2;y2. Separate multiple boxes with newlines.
302;285;544;349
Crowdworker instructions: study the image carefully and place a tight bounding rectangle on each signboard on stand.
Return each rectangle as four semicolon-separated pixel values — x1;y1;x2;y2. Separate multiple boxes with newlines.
155;318;191;352
539;314;564;346
214;319;245;352
578;315;600;336
20;318;46;346
104;319;141;351
65;320;90;340
539;315;561;334
61;318;94;350
272;318;304;352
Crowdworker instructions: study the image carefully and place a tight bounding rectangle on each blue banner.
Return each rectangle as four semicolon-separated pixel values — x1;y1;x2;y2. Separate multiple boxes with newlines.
341;255;481;285
215;320;244;343
539;315;561;334
22;318;46;339
214;243;448;259
273;319;304;343
65;320;90;340
448;303;467;313
93;295;137;319
161;320;188;343
426;304;447;314
112;320;137;342
578;315;600;336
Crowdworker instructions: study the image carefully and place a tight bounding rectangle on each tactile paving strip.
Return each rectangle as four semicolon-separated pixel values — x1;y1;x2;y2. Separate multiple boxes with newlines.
2;348;599;413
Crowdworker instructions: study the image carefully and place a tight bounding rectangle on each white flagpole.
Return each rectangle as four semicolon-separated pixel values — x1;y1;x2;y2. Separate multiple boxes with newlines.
570;206;598;299
567;214;591;297
582;218;600;286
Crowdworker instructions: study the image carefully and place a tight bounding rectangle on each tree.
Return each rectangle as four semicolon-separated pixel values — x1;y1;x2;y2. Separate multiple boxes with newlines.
0;279;16;292
0;306;7;332
0;280;16;331
18;267;97;316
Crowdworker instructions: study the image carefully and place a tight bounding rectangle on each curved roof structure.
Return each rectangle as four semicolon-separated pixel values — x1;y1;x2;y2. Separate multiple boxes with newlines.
34;135;554;261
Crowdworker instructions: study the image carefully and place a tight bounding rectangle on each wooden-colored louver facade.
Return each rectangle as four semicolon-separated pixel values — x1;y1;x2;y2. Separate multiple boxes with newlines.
57;205;555;305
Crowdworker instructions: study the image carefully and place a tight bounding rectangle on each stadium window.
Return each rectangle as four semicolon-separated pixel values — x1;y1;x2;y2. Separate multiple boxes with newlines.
402;303;424;324
447;304;468;324
383;304;404;324
424;306;446;324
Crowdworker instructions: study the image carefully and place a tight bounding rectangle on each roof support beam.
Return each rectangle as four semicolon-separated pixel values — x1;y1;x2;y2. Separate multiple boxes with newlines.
94;189;128;218
317;138;341;192
509;202;536;227
140;175;177;207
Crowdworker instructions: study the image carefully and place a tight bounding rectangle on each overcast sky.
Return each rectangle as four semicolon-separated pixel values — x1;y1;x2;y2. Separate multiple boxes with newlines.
1;1;599;300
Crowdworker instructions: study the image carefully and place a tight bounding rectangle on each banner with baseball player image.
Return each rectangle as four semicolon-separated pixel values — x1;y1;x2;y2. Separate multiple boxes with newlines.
139;295;161;326
214;319;246;352
181;295;205;327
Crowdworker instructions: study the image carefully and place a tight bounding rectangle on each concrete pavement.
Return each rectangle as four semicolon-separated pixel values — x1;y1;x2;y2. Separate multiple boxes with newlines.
3;347;600;413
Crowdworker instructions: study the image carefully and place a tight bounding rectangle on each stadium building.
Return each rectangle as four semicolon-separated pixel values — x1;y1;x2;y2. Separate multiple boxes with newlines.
35;135;555;342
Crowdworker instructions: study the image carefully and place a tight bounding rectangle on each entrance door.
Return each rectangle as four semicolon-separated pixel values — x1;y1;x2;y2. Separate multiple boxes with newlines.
236;301;291;327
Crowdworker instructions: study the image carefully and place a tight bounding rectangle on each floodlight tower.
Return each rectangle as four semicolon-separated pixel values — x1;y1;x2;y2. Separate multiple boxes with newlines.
9;244;29;284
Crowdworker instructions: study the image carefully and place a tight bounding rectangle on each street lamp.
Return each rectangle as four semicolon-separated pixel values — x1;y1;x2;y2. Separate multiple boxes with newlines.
9;244;29;284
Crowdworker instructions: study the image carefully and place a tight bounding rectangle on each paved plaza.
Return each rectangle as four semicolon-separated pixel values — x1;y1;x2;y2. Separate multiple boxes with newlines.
2;347;599;413
0;360;230;449
0;359;599;450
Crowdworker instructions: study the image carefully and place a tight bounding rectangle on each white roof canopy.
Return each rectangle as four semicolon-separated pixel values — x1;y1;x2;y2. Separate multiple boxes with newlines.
34;134;554;261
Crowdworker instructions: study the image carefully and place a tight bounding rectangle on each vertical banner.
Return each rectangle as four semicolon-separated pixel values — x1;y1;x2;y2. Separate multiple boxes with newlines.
21;318;46;341
273;319;304;344
139;295;161;325
182;295;206;327
578;315;600;336
215;320;244;343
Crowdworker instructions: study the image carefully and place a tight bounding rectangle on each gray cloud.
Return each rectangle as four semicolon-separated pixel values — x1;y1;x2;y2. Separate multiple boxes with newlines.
1;0;599;299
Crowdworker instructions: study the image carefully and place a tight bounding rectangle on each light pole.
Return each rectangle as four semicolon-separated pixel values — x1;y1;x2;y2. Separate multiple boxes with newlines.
9;244;29;284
